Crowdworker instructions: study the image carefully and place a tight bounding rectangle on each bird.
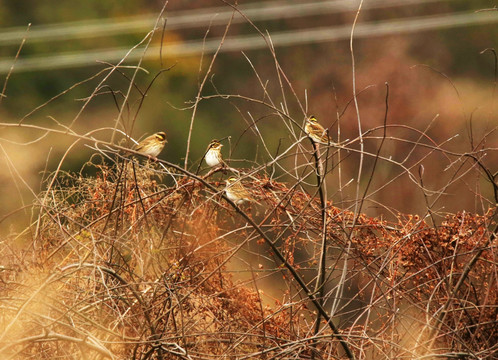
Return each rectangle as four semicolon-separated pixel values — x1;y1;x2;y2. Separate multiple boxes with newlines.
133;132;167;157
304;115;333;145
205;139;225;168
225;177;258;205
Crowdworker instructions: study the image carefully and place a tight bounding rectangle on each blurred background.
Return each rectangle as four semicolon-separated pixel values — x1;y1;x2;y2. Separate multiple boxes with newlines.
1;0;497;234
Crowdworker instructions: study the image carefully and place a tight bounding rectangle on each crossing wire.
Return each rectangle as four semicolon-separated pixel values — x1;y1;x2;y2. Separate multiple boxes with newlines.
0;0;452;45
0;10;496;74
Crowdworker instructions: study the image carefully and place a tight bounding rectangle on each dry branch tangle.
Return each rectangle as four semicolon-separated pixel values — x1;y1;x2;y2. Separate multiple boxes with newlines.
0;161;496;359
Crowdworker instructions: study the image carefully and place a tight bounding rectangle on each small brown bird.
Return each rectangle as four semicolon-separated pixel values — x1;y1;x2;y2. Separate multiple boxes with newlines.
205;139;225;168
225;177;258;205
133;132;167;157
305;115;333;145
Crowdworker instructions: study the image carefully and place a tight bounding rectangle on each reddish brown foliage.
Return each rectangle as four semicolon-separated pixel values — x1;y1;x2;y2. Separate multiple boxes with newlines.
0;160;496;359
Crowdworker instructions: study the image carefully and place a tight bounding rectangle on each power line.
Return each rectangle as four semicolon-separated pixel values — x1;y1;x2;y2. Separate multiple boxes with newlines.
0;0;451;45
0;11;496;74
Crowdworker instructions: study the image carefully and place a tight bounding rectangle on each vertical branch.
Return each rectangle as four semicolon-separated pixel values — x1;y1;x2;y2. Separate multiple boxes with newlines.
357;82;390;336
350;0;365;219
311;138;330;353
332;86;345;204
331;0;364;322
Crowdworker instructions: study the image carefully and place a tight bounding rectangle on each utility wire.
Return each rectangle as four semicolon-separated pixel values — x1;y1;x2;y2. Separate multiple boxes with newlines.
0;10;496;74
0;0;452;45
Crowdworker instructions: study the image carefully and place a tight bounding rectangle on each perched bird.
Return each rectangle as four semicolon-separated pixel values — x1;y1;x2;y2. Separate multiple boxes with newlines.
305;115;333;145
205;139;225;168
225;177;258;205
133;132;167;157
